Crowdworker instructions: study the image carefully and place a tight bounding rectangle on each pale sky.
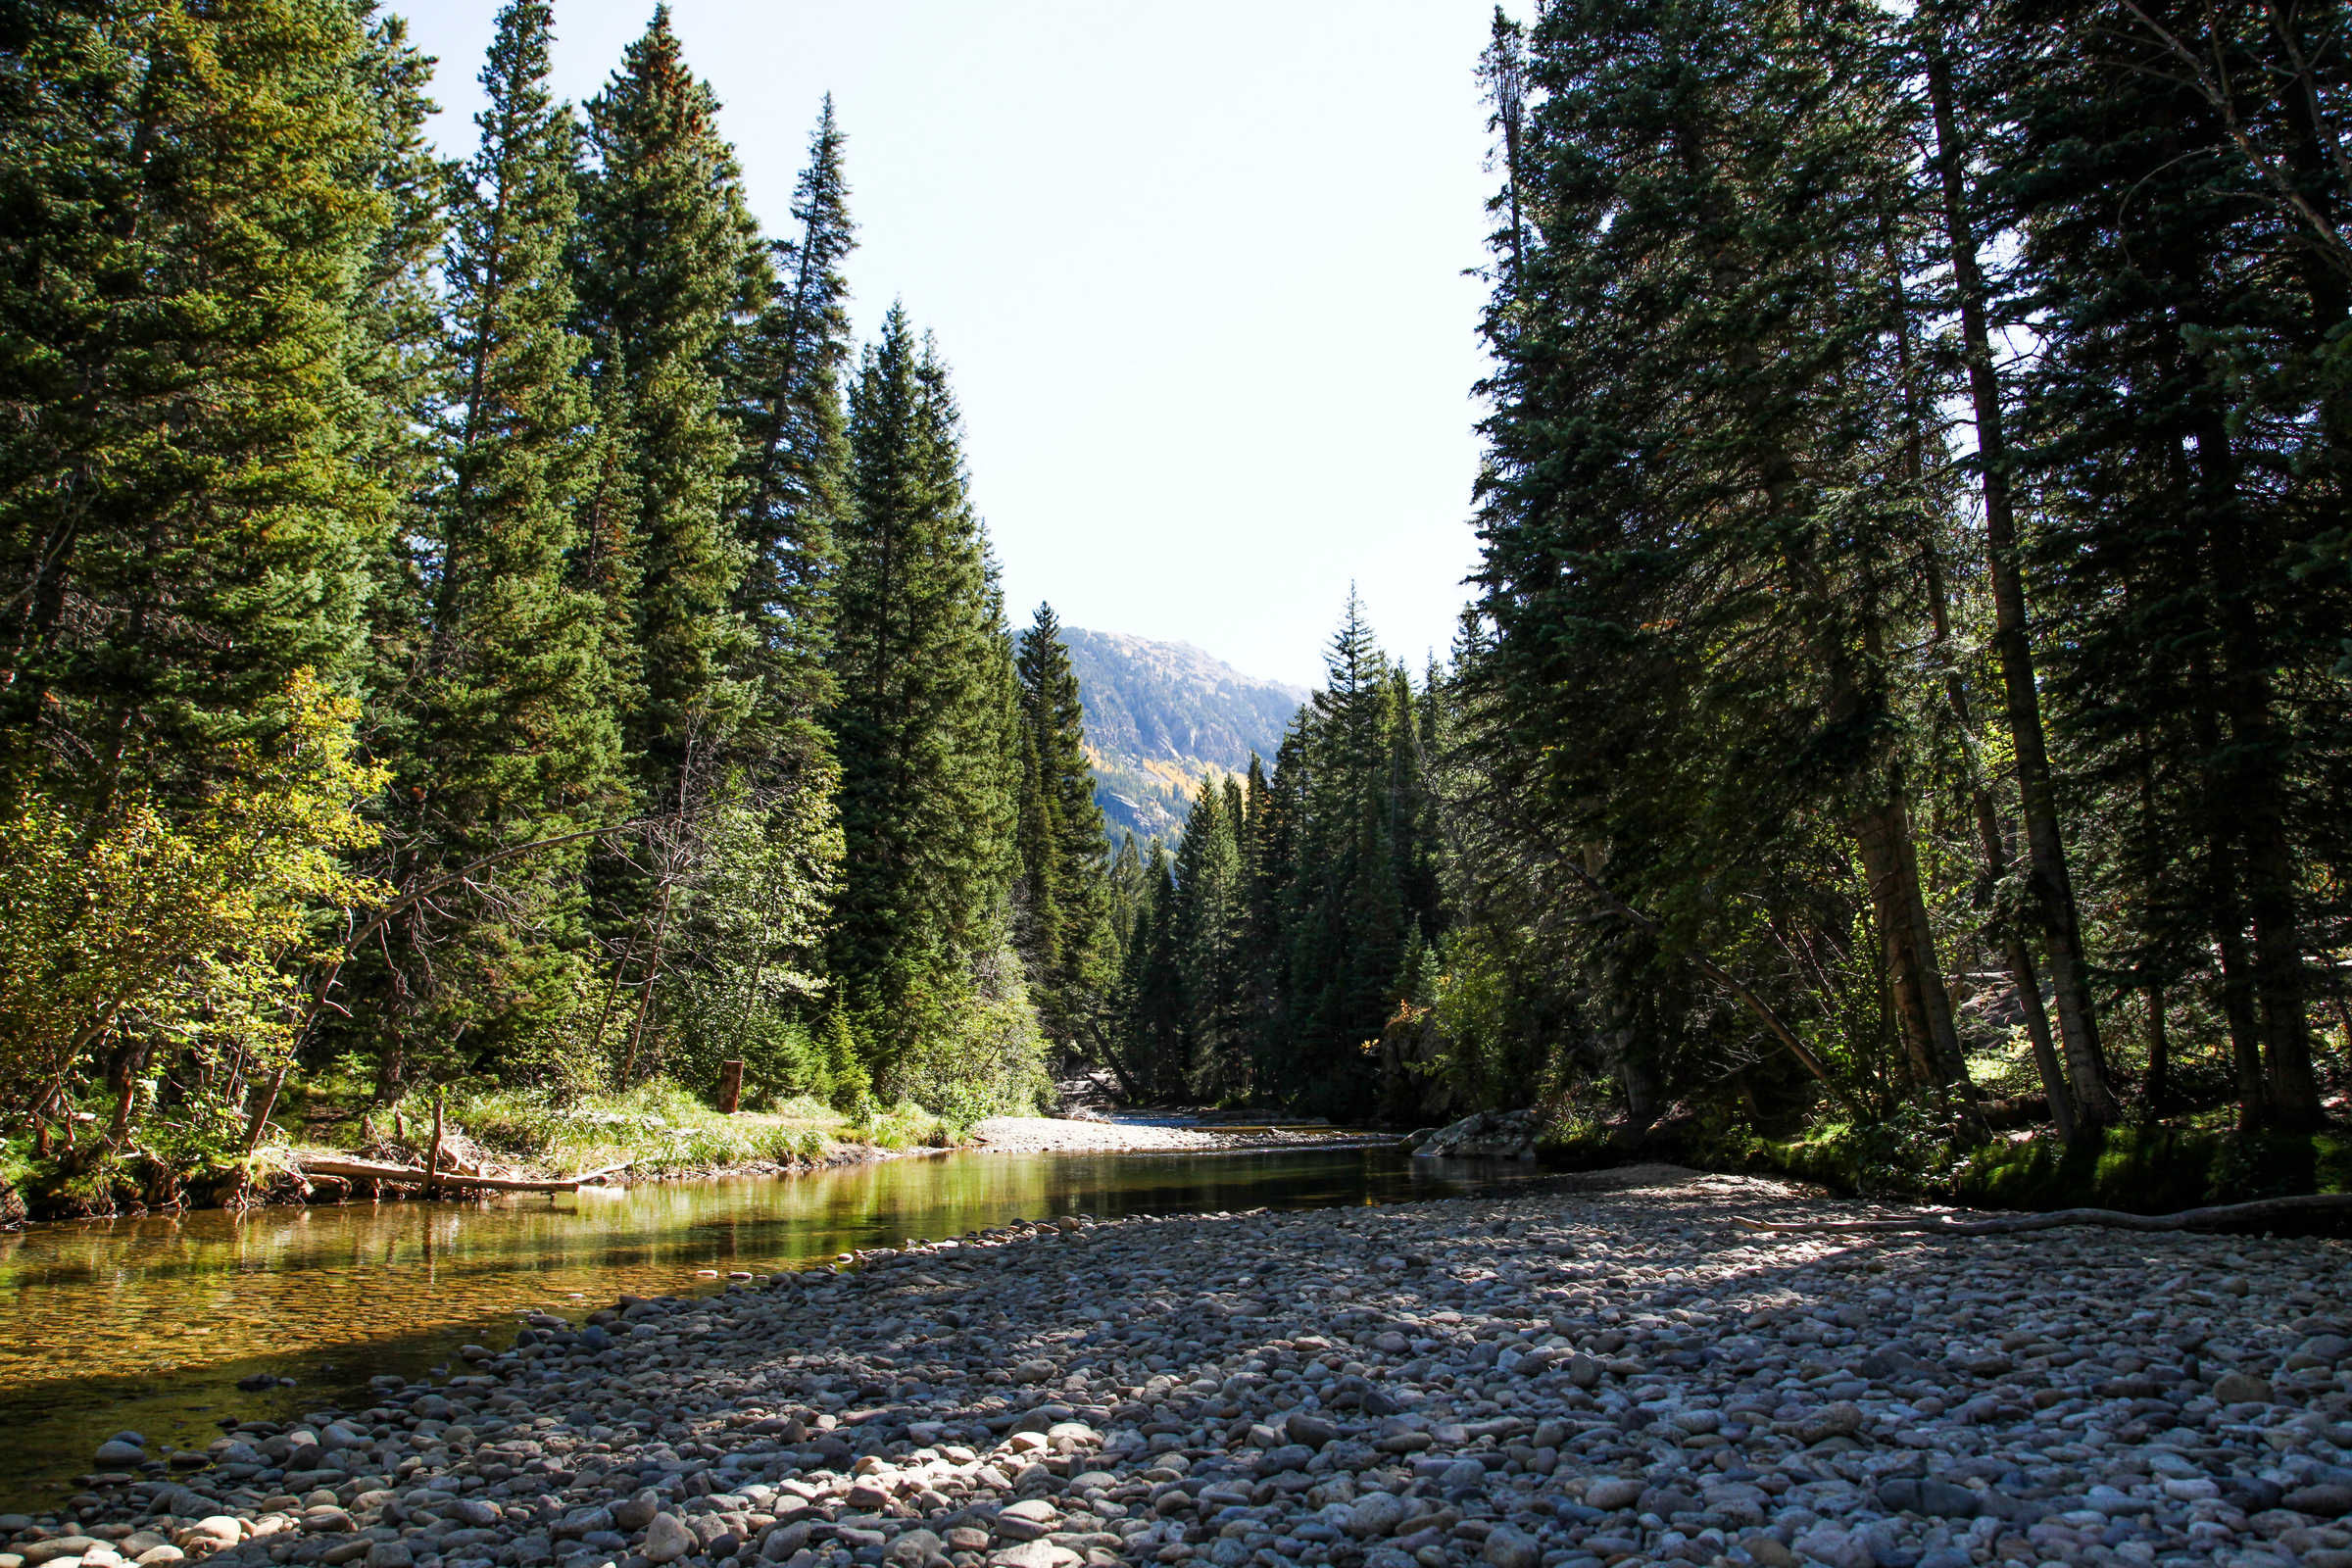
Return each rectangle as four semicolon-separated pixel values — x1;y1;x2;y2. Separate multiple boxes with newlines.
392;1;1502;689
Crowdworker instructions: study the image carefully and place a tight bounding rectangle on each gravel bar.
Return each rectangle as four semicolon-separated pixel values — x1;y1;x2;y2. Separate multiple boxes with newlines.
966;1119;1361;1154
12;1166;2351;1568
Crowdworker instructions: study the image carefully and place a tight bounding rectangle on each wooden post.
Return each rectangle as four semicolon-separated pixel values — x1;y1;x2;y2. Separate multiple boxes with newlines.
423;1093;444;1199
717;1059;744;1115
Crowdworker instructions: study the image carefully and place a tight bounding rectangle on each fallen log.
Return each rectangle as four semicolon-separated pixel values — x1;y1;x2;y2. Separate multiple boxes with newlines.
299;1155;582;1195
1732;1191;2352;1238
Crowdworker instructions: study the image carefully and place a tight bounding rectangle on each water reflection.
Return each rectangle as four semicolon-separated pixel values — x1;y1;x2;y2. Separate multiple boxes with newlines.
0;1145;1545;1501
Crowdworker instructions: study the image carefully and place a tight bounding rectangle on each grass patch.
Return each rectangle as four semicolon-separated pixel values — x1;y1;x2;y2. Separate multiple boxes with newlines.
339;1079;852;1178
1952;1125;2352;1212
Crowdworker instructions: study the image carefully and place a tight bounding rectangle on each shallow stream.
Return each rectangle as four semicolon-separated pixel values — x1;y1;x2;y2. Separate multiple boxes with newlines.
0;1142;1549;1505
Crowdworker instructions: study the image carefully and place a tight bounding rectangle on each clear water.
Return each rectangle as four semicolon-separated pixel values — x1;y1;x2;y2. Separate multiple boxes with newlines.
0;1144;1550;1506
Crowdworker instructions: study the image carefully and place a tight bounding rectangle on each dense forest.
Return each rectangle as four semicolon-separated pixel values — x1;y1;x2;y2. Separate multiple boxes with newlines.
0;0;1100;1200
1084;0;2352;1157
1;0;2346;1211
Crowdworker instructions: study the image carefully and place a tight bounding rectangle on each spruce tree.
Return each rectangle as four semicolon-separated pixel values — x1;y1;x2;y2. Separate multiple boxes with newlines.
369;0;627;1080
1172;778;1247;1099
1467;0;1973;1113
344;6;451;769
571;5;758;795
1988;0;2349;1130
1118;846;1187;1100
828;309;1026;1088
0;1;394;810
730;99;856;769
1013;603;1114;1054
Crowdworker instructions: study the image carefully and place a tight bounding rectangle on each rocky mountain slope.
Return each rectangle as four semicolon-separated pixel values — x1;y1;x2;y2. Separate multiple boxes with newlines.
1061;628;1307;846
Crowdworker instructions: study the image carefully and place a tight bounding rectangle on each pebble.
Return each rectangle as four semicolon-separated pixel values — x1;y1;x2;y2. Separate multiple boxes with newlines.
640;1512;694;1564
10;1165;2350;1568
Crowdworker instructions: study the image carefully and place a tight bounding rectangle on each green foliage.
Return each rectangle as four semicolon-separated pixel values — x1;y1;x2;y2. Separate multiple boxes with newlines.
0;673;384;1124
1105;598;1446;1117
378;1078;838;1174
1955;1127;2352;1213
572;4;759;791
0;0;396;808
728;96;855;774
349;0;626;1084
0;7;1070;1207
825;307;1035;1095
1012;604;1117;1056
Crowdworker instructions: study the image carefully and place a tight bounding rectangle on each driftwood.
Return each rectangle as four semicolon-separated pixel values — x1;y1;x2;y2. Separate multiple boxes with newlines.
1732;1191;2352;1238
300;1155;583;1195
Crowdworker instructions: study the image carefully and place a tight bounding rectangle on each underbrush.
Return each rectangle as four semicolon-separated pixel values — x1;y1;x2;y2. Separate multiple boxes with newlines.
1951;1123;2352;1211
351;1080;841;1176
1541;1102;2352;1215
345;1079;968;1177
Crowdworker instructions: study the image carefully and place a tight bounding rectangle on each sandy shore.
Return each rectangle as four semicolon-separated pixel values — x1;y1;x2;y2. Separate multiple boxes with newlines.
969;1117;1392;1155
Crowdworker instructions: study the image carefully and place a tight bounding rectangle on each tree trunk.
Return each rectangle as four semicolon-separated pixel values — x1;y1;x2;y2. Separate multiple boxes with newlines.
1893;216;2074;1138
2247;823;2322;1128
2184;400;2320;1130
620;879;676;1087
2144;983;2173;1116
2207;830;2269;1128
1926;36;2114;1127
1855;800;1960;1088
423;1093;444;1199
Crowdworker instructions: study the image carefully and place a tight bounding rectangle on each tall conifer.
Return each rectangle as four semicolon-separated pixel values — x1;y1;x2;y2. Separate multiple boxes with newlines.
572;6;758;794
1013;604;1113;1052
828;309;1026;1085
0;1;393;809
372;0;626;1076
730;100;856;766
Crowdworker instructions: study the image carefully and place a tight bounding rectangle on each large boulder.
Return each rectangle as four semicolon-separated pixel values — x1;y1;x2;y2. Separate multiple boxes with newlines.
1411;1109;1540;1160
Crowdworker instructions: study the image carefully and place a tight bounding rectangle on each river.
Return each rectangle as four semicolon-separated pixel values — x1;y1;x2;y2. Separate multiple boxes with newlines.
0;1142;1553;1506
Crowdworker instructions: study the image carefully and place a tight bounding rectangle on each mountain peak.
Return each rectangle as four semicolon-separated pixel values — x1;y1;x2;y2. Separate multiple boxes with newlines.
1062;628;1307;842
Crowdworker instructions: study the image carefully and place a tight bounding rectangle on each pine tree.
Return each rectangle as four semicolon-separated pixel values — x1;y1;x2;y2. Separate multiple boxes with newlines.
363;0;628;1082
1467;0;1972;1113
571;5;758;796
1012;603;1114;1054
729;99;856;769
0;1;395;810
1172;777;1247;1099
1988;0;2350;1130
828;309;1027;1090
1119;846;1187;1100
344;5;451;775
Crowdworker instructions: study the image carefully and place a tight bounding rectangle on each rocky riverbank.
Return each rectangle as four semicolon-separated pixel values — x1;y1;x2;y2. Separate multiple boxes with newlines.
11;1166;2351;1568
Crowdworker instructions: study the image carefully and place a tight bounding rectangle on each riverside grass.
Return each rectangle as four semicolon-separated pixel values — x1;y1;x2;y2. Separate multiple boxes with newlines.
305;1079;964;1183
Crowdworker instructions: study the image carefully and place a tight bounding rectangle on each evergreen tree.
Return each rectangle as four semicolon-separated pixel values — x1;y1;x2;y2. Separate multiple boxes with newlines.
571;5;759;796
1465;0;1972;1117
729;99;856;769
0;0;395;810
1172;777;1247;1099
1012;603;1114;1054
1118;846;1187;1100
828;309;1028;1093
1987;0;2349;1130
344;5;451;774
364;0;627;1084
